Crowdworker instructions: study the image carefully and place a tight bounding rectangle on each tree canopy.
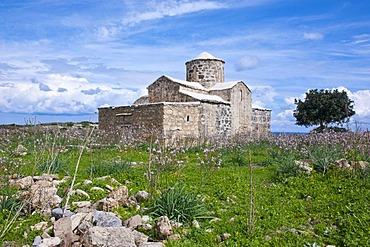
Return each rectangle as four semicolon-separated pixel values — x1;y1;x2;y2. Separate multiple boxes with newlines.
293;89;355;130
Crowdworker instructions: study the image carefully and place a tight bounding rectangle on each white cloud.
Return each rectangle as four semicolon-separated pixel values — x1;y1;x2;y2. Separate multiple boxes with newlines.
121;0;226;26
251;85;277;108
303;32;324;40
0;74;141;114
234;56;259;71
335;86;370;118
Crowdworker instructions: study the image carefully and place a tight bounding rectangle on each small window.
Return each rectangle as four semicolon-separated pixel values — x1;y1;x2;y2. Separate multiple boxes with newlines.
186;115;190;122
240;90;243;101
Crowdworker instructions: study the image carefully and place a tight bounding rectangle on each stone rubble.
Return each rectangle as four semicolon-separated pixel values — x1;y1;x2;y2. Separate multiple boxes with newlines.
8;174;169;247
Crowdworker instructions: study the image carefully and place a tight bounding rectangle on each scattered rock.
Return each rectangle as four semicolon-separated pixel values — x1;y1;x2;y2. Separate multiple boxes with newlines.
75;189;90;199
295;160;313;174
30;221;48;231
168;233;181;241
83;226;135;247
10;176;34;189
39;236;61;247
83;179;93;186
72;201;92;208
93;211;122;227
155;216;173;239
105;185;114;191
217;233;231;242
90;186;105;192
123;214;143;229
132;229;149;246
136;191;150;202
71;213;88;232
53;217;73;247
139;242;165;247
33;235;42;246
192;219;200;228
142;215;151;223
209;217;221;223
15;144;27;154
27;180;62;214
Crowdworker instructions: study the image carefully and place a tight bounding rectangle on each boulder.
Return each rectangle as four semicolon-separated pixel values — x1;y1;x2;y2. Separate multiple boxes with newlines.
28;180;62;212
39;237;61;247
83;226;135;247
132;229;149;246
10;176;34;189
136;191;150;202
155;216;173;239
123;214;143;229
108;186;129;205
53;217;73;247
93;211;122;227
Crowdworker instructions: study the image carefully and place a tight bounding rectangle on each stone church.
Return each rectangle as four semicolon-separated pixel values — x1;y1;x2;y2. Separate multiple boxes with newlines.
98;52;271;141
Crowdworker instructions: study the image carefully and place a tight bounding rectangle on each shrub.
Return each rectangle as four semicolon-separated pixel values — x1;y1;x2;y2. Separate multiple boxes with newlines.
276;155;304;179
308;145;341;174
148;184;209;225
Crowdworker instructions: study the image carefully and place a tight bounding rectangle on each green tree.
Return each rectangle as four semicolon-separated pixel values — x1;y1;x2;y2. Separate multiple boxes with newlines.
293;89;355;130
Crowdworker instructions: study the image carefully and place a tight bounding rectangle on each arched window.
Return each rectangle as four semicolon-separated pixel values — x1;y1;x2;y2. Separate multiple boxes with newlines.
186;115;190;122
240;90;243;101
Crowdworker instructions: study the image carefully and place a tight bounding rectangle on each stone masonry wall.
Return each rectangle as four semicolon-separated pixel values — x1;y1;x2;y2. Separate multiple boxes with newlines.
148;77;198;103
199;103;231;140
211;82;252;135
185;59;225;88
162;103;201;141
98;104;164;134
251;108;272;139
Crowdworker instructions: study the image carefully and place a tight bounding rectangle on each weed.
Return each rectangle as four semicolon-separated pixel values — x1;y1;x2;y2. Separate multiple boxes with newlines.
148;184;209;225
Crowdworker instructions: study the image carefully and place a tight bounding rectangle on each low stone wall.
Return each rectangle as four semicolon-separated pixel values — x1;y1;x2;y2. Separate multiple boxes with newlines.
251;108;271;139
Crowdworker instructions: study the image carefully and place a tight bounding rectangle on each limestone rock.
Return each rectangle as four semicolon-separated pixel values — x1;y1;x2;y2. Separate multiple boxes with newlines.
10;176;34;189
71;213;88;232
30;221;48;231
28;180;62;212
75;189;90;199
72;201;91;208
39;237;61;247
136;191;150;202
83;226;135;247
168;233;181;241
33;235;42;246
139;242;165;247
53;217;73;247
108;185;128;205
123;214;143;229
155;216;173;239
90;186;105;192
93;211;122;227
132;229;149;246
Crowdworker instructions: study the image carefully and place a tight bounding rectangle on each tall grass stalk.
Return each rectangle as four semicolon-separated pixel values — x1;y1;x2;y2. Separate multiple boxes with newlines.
64;126;95;209
248;149;255;235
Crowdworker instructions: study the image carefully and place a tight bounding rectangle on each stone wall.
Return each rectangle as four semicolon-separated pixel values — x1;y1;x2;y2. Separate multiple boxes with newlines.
148;77;197;103
185;59;225;88
162;103;201;141
199;103;231;140
98;104;164;134
211;82;252;135
251;108;272;139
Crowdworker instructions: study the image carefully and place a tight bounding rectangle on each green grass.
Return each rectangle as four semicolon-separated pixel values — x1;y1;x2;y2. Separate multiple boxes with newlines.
0;127;369;246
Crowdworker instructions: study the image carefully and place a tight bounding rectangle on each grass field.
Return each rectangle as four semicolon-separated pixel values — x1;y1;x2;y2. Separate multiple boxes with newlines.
0;124;369;246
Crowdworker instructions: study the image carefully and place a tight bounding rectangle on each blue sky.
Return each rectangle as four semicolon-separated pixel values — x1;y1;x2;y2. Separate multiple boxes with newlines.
0;0;369;132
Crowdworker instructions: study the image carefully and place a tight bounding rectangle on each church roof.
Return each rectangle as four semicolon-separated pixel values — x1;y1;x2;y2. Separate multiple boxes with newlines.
163;75;207;91
209;81;242;91
179;89;229;104
195;52;216;59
